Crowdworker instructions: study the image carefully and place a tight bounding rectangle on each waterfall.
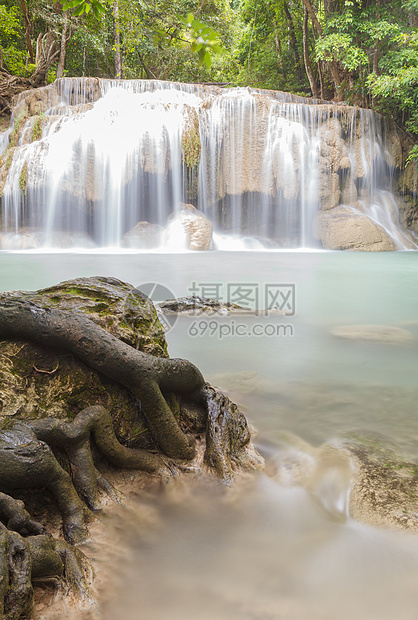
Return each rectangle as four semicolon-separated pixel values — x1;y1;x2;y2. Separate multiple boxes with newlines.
0;77;415;250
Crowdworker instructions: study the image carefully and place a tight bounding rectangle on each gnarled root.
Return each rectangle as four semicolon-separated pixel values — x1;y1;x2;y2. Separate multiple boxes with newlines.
0;526;93;620
0;299;205;460
26;405;165;512
3;530;33;620
0;494;45;537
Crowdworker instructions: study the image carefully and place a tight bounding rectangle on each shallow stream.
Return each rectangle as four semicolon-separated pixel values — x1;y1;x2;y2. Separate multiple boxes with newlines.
1;249;418;619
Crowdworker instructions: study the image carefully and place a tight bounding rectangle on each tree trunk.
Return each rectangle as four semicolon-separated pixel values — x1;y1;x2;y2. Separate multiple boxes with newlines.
35;33;42;64
113;1;122;79
137;50;157;79
19;0;34;64
56;12;69;79
30;32;59;86
303;10;318;98
273;20;284;70
283;0;302;81
300;0;341;96
317;61;324;99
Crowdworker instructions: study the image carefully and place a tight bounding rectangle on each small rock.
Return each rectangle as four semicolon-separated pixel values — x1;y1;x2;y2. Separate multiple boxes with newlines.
331;324;416;344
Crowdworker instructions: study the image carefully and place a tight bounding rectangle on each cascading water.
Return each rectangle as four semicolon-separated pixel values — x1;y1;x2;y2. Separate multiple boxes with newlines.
0;77;415;250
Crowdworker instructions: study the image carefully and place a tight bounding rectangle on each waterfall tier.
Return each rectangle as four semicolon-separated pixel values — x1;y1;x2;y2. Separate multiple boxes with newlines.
0;77;416;250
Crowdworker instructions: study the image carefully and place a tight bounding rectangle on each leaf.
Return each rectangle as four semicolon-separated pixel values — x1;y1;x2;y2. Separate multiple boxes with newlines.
73;3;86;16
203;51;211;68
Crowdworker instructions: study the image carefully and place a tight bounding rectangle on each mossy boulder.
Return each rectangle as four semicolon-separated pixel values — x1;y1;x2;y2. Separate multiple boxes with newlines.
0;276;168;446
341;432;418;532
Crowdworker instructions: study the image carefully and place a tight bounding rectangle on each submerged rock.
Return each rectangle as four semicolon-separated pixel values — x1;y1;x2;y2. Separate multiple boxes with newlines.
157;295;244;315
331;324;415;344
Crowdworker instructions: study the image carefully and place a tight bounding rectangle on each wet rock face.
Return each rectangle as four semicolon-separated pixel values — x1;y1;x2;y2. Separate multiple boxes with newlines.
316;209;397;251
0;276;167;444
168;203;213;250
341;432;418;533
157;295;243;315
11;77;102;121
202;385;263;482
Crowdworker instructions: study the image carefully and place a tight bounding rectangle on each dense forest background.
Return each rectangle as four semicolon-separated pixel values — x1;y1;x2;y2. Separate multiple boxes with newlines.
0;0;417;158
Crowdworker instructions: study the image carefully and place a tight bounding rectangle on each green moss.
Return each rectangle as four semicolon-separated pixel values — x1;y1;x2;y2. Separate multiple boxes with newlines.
0;148;15;175
182;110;201;168
9;110;28;148
5;149;14;171
19;162;28;195
31;114;44;142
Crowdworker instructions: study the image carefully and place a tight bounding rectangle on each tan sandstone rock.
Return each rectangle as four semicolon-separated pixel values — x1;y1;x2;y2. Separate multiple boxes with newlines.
317;208;397;250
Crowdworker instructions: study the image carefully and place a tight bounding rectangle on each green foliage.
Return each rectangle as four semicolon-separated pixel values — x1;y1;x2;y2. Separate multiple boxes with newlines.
105;0;237;82
233;0;308;93
179;14;224;69
0;4;21;37
406;145;418;167
61;0;106;19
0;4;31;76
366;25;418;161
2;46;34;76
315;33;368;71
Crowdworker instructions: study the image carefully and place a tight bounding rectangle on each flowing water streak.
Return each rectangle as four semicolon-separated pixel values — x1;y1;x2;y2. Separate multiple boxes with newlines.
344;106;413;249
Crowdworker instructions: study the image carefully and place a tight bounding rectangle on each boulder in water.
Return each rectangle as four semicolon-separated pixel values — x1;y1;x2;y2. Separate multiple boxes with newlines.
0;276;167;442
317;208;397;250
331;324;415;344
167;203;213;251
340;431;418;532
157;295;244;315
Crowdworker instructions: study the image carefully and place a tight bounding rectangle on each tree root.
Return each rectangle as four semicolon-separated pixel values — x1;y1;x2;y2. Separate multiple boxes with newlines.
2;405;173;544
0;528;93;620
0;298;204;460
